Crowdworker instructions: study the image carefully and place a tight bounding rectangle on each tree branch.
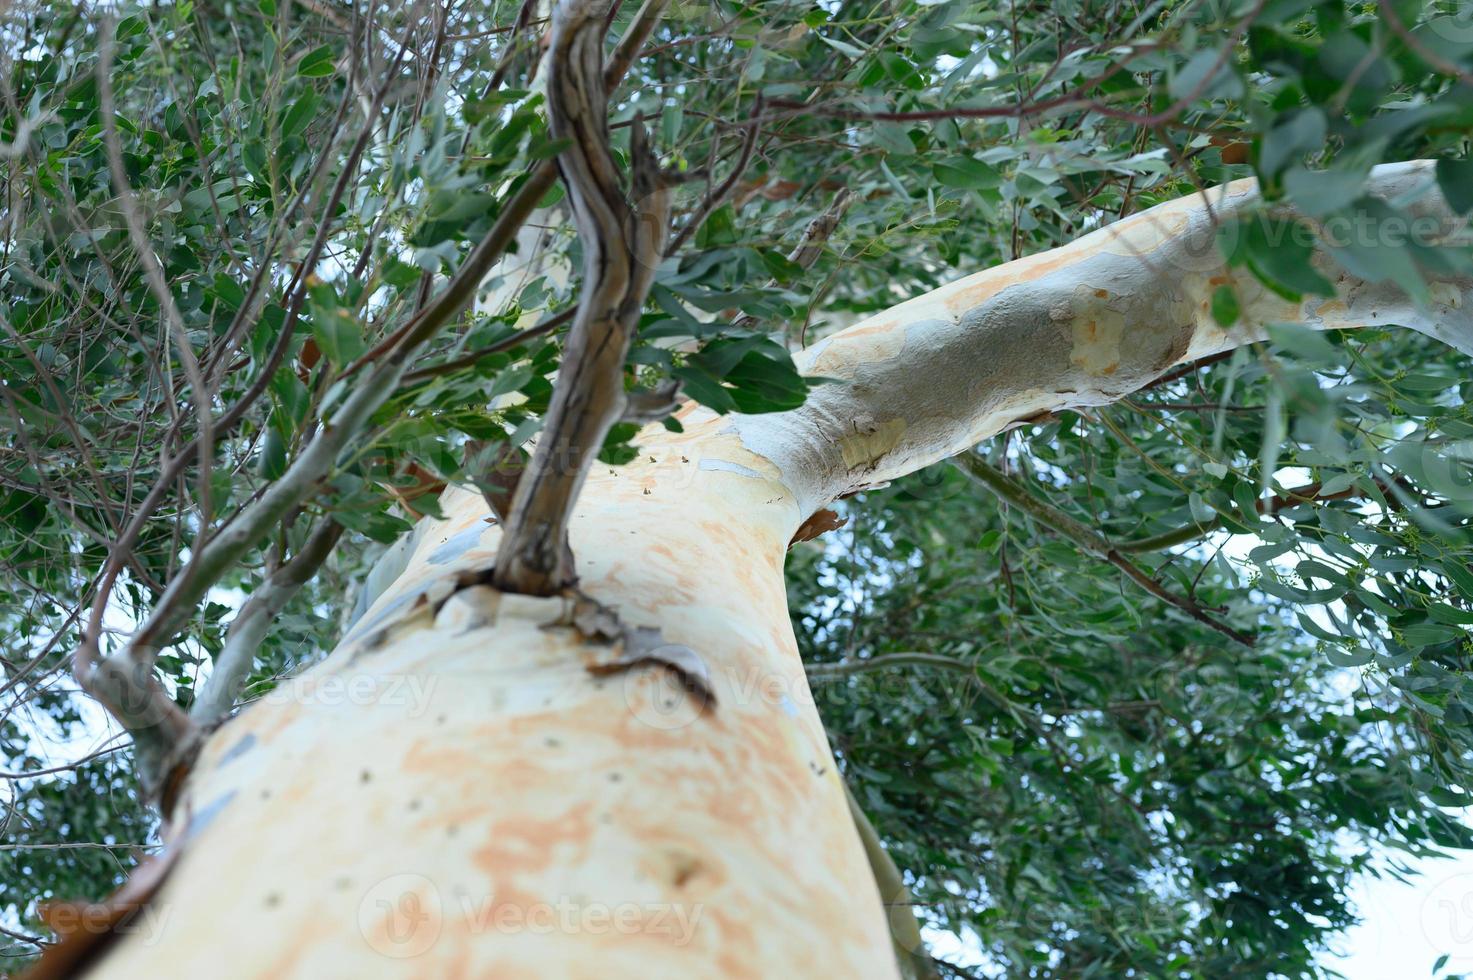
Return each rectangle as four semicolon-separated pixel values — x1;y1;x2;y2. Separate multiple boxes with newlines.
98;29;214;535
806;651;977;680
399;306;575;385
663;96;762;257
730;188;853;334
190;519;345;726
602;0;669;91
492;0;670;595
953;453;1255;647
734;162;1473;519
842;779;940;980
1113;478;1382;553
75;0;674;782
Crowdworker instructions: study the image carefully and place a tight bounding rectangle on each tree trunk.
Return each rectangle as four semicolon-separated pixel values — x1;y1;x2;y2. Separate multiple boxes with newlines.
93;416;899;977
88;160;1471;977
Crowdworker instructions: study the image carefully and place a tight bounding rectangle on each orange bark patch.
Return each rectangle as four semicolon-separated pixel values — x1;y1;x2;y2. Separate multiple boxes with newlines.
472;802;596;899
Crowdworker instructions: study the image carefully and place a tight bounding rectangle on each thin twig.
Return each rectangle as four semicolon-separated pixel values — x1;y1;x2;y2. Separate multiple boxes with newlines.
191;519;344;725
98;29;215;536
954;453;1254;647
664;95;763;257
400;306;575;384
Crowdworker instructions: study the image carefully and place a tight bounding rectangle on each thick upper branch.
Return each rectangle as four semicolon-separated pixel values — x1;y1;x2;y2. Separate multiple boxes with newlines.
733;161;1473;517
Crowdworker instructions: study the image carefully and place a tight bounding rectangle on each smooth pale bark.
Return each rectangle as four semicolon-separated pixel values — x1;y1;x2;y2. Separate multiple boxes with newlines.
91;161;1470;978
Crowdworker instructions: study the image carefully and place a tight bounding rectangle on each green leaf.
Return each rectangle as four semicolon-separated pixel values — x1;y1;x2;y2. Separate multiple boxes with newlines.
1169;48;1243;101
256;426;287;480
1325;647;1373;668
1259;109;1326;178
1436;159;1473;215
306;282;366;365
1225;215;1335;301
1324;198;1431;307
1283;165;1368;218
1266;322;1338;363
280;89;320;139
693;204;739;249
115;15;147;41
598;422;640;465
297;44;336;77
1211;285;1240;327
818;35;865;59
1442;558;1473;600
932;157;1001;190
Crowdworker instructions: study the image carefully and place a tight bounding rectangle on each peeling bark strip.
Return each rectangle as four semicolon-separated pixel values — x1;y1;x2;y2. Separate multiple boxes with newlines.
566;592;717;710
492;0;672;595
789;507;847;547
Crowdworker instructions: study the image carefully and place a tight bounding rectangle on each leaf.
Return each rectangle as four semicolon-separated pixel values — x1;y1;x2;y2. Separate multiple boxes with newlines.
818;35;865;59
306;282;366;365
1436;158;1473;215
280;89;320;139
597;422;640;465
256;426;287;480
1211;285;1240;327
671;365;738;414
872;120;917;156
1259;109;1326;178
1225;215;1335;301
932;157;1001;190
1283;165;1368;218
115;15;147;41
1323;197;1430;307
693;204;739;249
1259;382;1286;497
297;44;336;77
1266;322;1338;363
1326;647;1373;667
1442;558;1473;599
1169;48;1243;101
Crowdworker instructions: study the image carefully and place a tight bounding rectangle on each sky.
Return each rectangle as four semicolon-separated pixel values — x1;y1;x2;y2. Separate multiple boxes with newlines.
922;844;1473;978
1330;848;1473;979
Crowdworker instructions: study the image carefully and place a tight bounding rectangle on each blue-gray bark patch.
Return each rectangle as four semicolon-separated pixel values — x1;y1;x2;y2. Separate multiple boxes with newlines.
216;732;257;768
428;525;485;565
182;789;237;843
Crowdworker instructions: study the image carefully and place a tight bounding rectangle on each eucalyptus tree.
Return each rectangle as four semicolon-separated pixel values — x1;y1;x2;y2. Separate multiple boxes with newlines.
4;0;1473;977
